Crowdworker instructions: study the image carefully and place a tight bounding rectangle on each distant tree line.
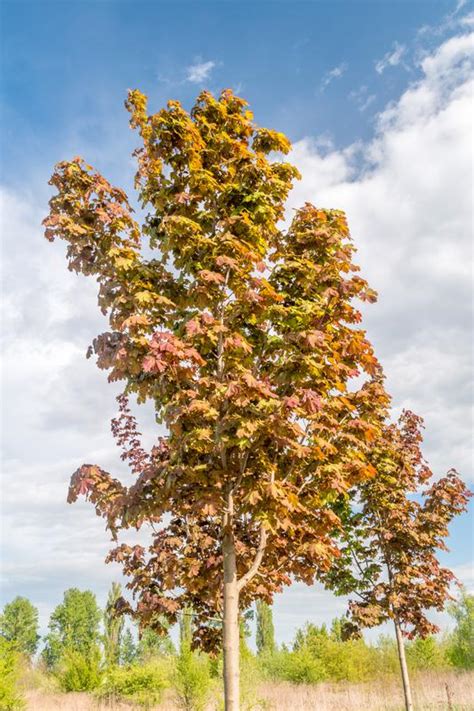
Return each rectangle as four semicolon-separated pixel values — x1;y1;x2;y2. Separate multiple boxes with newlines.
0;585;473;709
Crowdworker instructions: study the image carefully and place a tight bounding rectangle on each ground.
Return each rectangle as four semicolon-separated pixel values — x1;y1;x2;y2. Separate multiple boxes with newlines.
23;669;474;710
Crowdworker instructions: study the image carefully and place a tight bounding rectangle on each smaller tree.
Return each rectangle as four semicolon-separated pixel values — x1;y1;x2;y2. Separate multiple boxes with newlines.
103;582;124;666
324;411;471;711
447;589;474;669
255;601;276;655
137;625;174;661
175;607;212;711
42;588;101;669
0;596;39;658
120;627;137;666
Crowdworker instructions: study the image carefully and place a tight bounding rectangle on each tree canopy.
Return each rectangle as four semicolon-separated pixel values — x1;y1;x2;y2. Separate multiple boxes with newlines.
42;588;102;669
45;88;387;652
0;596;40;658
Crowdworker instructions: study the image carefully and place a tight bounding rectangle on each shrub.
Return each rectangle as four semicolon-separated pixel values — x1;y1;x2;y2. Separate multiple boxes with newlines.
174;647;213;711
0;638;25;710
406;636;448;671
98;660;169;708
55;647;102;692
320;638;378;682
374;635;400;675
240;652;268;711
261;647;327;684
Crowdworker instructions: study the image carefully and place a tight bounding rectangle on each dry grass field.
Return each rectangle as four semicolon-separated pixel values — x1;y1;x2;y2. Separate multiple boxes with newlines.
23;670;474;710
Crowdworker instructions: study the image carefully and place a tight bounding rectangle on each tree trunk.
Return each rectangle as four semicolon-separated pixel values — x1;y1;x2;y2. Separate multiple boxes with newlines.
223;530;240;711
394;617;413;711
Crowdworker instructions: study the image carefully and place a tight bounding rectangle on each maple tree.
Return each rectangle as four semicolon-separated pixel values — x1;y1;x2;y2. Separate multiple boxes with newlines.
44;87;388;710
324;410;471;711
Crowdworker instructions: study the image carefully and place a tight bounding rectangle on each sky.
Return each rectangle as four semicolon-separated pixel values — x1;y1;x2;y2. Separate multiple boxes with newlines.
0;0;473;648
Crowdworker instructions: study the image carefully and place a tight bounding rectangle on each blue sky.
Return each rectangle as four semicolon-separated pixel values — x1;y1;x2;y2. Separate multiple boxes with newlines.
1;0;473;647
0;0;459;181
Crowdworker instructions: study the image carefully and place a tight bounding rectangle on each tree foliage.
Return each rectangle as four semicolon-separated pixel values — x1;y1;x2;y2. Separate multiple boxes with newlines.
103;582;125;666
324;411;471;638
44;87;387;657
0;638;25;710
447;589;474;669
120;627;138;666
255;601;275;655
138;625;175;660
42;588;102;669
0;596;39;658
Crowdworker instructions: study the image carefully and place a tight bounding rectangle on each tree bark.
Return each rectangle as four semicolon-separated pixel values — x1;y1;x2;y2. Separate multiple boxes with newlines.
394;617;414;711
223;529;240;711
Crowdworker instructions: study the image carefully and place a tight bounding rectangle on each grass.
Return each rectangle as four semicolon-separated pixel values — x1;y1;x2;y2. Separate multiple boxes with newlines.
22;670;474;710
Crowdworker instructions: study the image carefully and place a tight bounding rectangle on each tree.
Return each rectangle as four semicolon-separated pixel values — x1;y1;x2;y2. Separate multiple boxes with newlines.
0;638;25;710
0;596;39;658
119;627;137;666
447;589;474;669
323;410;471;711
44;87;387;710
42;588;101;669
137;623;174;660
255;601;275;655
176;607;212;711
103;582;124;666
180;607;193;654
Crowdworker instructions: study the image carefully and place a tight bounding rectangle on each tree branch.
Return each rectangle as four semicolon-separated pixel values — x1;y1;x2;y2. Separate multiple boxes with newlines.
237;525;268;592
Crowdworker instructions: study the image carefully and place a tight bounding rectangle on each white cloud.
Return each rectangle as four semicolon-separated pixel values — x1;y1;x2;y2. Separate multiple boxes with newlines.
186;59;216;84
350;85;377;112
375;41;406;74
320;62;347;91
417;1;473;38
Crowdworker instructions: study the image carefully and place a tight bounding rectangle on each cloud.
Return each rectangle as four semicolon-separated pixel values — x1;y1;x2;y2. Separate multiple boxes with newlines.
350;85;377;112
186;59;216;84
0;185;157;634
289;30;474;482
320;62;347;91
375;41;406;74
417;0;473;38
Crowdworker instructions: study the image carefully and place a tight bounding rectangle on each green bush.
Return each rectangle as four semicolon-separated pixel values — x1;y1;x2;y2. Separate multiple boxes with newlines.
240;651;268;711
0;638;25;710
174;647;213;711
320;638;378;682
261;647;327;684
373;635;400;675
98;660;169;708
55;647;102;692
406;635;448;671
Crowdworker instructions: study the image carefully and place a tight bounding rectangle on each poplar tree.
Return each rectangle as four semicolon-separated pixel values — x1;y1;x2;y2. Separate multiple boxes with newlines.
103;582;124;666
255;601;276;655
